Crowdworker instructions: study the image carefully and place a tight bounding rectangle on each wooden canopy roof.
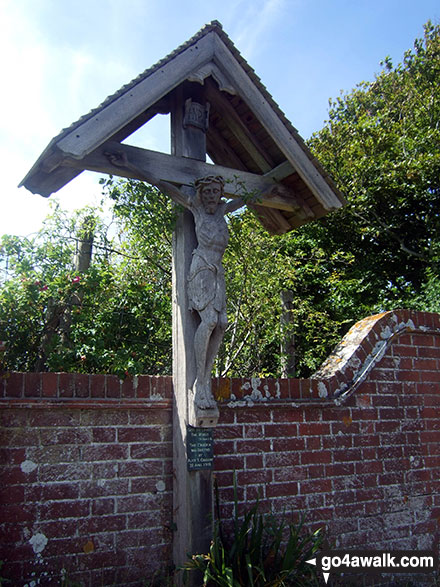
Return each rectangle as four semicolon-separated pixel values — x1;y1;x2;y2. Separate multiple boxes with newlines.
20;21;345;235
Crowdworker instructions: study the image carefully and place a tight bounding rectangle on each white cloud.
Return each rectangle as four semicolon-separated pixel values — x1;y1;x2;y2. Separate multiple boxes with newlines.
0;4;55;147
0;1;133;236
232;0;286;59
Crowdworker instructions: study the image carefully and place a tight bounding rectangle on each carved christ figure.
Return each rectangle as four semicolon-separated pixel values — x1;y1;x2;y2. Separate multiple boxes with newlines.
105;152;246;409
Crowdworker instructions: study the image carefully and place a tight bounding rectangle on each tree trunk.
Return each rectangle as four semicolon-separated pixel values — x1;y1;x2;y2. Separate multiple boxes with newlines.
35;218;94;370
280;289;295;377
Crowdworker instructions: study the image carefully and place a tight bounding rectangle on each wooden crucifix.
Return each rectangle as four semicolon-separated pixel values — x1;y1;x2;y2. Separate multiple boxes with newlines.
104;90;243;574
171;85;229;573
104;145;244;427
20;21;345;582
103;84;253;573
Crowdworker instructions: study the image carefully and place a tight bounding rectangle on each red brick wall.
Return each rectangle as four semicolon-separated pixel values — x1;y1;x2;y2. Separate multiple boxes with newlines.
1;310;439;585
0;376;174;586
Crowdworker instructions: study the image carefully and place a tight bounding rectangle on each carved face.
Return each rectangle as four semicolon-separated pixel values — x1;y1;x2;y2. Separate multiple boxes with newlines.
200;181;222;214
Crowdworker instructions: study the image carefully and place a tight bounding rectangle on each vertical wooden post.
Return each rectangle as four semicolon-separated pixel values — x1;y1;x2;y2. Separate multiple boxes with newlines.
171;83;214;581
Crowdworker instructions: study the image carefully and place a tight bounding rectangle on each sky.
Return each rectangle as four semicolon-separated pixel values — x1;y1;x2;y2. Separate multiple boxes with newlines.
1;0;439;238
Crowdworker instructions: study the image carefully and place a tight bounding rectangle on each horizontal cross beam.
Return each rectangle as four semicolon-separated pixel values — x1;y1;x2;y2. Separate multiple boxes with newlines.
65;141;304;213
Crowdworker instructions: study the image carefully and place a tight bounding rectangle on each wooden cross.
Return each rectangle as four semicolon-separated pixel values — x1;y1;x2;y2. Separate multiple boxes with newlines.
20;21;345;581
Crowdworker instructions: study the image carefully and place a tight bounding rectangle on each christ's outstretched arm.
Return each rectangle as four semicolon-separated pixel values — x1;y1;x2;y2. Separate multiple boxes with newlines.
105;151;191;209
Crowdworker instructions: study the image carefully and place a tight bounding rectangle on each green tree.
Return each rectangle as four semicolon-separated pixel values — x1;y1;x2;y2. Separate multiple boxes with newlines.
220;19;440;376
216;211;349;378
2;21;439;378
105;179;355;378
308;20;440;309
95;20;440;378
0;200;172;376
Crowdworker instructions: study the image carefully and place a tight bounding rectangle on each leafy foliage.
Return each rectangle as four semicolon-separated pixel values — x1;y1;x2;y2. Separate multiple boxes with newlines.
183;478;323;586
308;20;440;306
2;21;440;377
0;561;10;586
218;211;353;377
0;199;172;376
220;20;440;376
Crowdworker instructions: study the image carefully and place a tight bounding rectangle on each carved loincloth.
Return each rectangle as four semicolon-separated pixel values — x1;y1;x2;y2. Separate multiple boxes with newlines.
187;250;225;312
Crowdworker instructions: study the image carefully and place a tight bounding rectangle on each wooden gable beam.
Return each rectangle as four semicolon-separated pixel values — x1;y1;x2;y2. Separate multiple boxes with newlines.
204;79;274;173
55;33;216;159
110;97;171;144
212;35;343;212
206;125;249;171
265;161;315;219
65;141;305;214
265;160;295;182
249;204;292;235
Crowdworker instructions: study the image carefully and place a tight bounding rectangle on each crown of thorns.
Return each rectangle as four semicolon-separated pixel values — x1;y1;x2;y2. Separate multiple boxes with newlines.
194;176;225;190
